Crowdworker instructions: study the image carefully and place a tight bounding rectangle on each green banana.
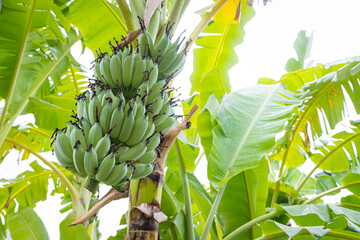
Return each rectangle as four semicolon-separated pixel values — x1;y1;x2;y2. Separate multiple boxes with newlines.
103;163;128;186
65;122;74;139
162;51;186;76
115;145;129;163
73;142;87;176
146;80;166;104
101;90;114;107
94;134;111;160
137;32;148;58
54;144;73;168
94;62;102;82
141;120;155;141
82;97;90;121
80;118;91;141
122;54;134;89
132;163;154;179
150;96;164;116
109;104;125;139
118;141;147;162
126;115;148;146
66;165;86;178
153;34;170;62
154;103;172;126
99;101;113;133
69;124;87;148
87;122;103;146
155;116;176;133
147;8;160;43
84;144;98;176
158;48;177;72
110;54;122;88
147;134;161;151
148;64;158;88
100;58;115;88
111;93;121;111
95;154;115;182
136;150;157;164
55;131;73;164
144;31;155;58
118;101;136;142
76;99;84;119
131;58;146;88
137;81;149;103
88;95;102;125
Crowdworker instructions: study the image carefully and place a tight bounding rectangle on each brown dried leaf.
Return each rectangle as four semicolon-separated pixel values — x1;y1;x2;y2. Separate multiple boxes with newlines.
134;203;167;223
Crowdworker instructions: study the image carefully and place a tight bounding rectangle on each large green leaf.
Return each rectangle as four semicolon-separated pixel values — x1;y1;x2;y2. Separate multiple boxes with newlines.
309;122;360;172
59;214;90;240
197;94;220;157
273;58;360;169
0;0;34;98
28;96;73;130
276;204;331;226
161;182;182;217
0;0;80;115
260;220;330;240
341;170;360;197
66;0;127;54
218;157;268;239
315;172;339;195
9;28;80;113
190;2;255;108
284;168;316;195
329;205;360;226
0;124;52;163
8;207;49;240
285;30;313;72
188;173;218;239
206;83;300;188
341;195;360;211
166;135;199;172
181;93;200;144
0;26;81;150
0;161;70;213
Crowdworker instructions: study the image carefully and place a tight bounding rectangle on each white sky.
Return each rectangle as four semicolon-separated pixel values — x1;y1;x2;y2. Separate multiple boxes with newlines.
2;0;360;239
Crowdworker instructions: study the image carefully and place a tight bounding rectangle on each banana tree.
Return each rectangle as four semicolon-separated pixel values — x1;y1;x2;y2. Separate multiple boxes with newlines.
1;0;360;240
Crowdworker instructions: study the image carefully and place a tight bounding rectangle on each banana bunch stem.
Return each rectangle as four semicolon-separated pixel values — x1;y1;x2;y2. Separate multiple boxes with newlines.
126;104;198;240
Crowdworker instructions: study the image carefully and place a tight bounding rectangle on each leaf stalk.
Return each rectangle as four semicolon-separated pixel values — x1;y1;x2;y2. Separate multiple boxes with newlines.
180;0;230;52
175;139;195;240
223;210;282;240
4;137;83;216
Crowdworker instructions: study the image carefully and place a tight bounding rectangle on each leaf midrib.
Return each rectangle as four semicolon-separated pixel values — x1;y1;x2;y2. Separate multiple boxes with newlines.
283;81;336;165
20;209;38;240
100;0;127;32
0;0;37;129
0;34;82;150
223;84;279;181
315;128;360;168
243;172;254;239
213;23;230;94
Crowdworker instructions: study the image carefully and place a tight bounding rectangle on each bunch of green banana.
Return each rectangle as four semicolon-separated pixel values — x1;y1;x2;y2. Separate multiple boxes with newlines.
93;48;159;99
137;30;186;79
53;24;187;193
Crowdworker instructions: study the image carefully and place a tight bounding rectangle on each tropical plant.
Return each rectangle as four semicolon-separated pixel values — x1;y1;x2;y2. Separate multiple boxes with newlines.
1;0;360;240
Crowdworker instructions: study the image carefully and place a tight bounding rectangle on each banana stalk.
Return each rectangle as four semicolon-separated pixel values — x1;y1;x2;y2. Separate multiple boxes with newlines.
126;105;198;240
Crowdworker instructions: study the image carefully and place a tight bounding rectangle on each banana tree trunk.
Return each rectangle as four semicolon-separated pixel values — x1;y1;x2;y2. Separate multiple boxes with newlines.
126;105;197;240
